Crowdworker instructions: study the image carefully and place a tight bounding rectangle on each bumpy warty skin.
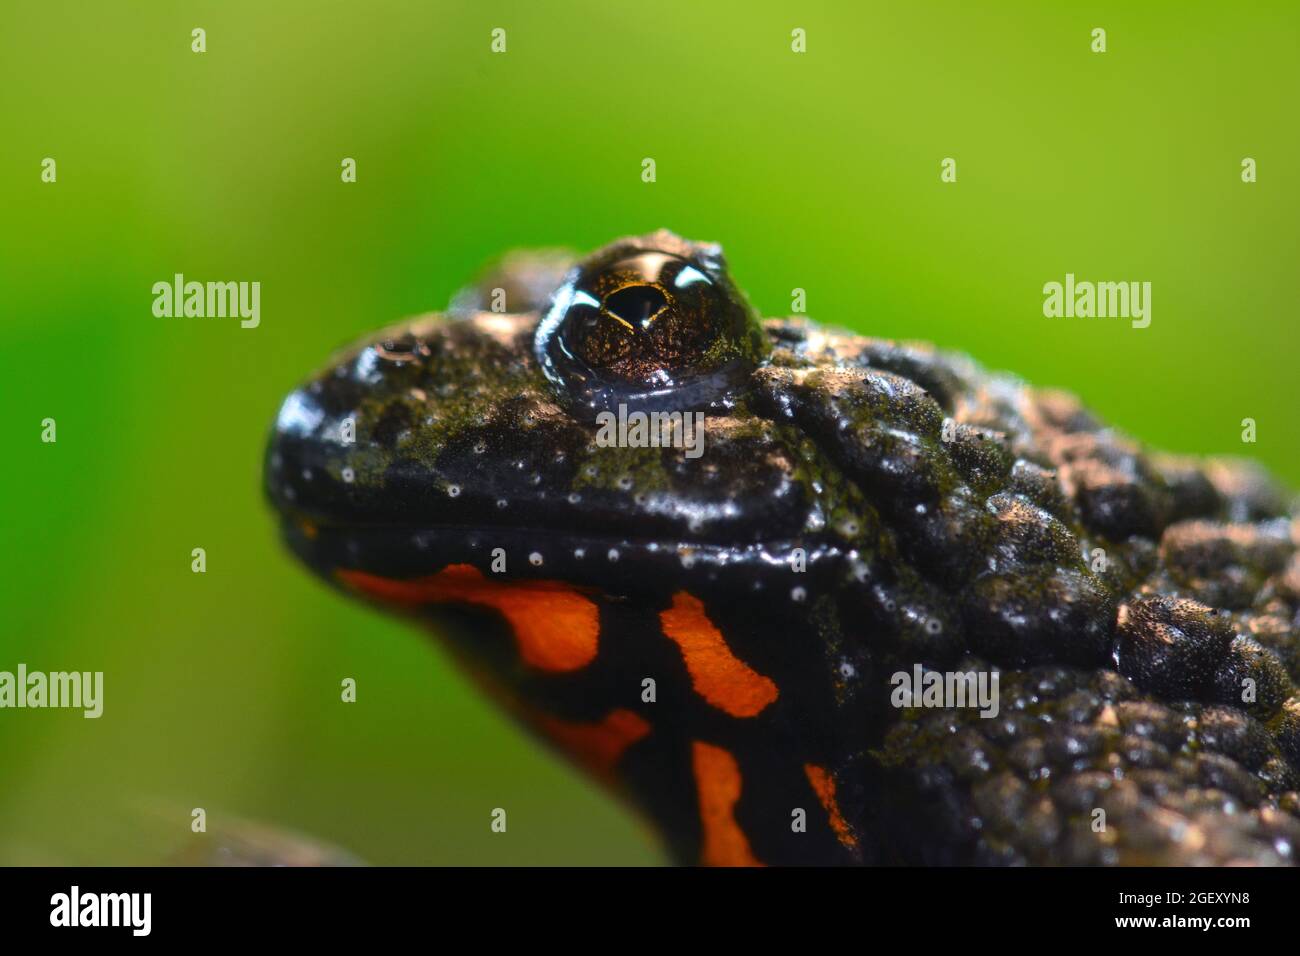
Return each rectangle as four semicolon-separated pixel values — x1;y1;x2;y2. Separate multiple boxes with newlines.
761;317;1300;865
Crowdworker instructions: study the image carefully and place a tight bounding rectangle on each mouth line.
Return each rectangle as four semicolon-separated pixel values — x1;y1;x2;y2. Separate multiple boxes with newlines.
280;514;851;608
280;510;826;558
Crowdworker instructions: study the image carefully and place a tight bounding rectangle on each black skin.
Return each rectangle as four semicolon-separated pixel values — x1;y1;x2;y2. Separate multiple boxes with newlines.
267;230;1300;865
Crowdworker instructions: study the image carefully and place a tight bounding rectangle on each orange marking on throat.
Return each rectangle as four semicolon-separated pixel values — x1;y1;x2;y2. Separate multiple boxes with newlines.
691;741;762;867
537;708;652;778
804;763;858;849
337;563;599;672
658;592;778;717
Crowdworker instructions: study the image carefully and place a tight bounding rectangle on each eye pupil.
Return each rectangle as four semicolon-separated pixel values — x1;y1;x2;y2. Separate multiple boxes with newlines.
605;284;668;328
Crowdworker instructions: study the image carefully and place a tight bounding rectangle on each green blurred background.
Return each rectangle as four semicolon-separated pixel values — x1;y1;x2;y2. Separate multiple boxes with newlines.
1;1;1296;865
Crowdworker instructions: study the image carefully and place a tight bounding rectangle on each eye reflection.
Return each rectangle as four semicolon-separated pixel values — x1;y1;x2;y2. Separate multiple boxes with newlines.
570;290;601;310
673;265;709;289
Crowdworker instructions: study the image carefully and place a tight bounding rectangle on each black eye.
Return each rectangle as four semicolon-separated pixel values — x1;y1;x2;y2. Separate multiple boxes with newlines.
534;232;766;417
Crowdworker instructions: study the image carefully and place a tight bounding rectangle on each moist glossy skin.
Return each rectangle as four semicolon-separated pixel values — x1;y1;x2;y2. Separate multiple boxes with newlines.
266;231;1300;866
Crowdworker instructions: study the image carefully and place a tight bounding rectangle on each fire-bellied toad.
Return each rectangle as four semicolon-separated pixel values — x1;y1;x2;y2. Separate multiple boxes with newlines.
266;231;1300;865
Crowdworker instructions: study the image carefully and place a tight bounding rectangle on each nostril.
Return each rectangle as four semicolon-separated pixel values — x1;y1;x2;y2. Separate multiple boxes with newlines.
373;332;429;363
604;284;668;328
